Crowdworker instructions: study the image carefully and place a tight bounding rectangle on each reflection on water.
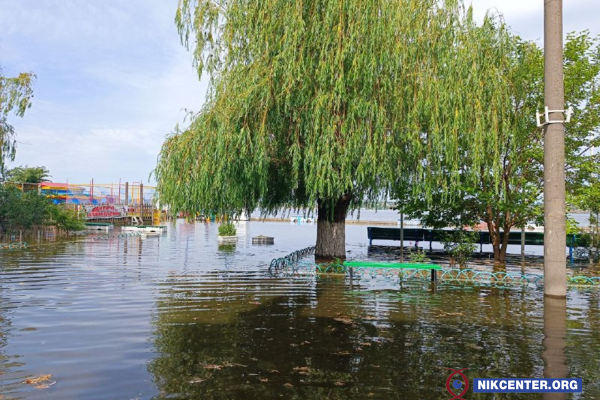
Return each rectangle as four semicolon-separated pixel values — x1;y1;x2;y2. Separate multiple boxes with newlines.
0;221;599;399
543;297;567;400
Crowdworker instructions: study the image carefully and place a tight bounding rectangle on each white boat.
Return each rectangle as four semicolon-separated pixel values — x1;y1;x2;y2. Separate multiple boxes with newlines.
85;223;114;231
121;225;166;233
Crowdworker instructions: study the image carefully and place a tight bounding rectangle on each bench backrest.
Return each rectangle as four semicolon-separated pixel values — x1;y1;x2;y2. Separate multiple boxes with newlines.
367;227;425;241
368;227;575;246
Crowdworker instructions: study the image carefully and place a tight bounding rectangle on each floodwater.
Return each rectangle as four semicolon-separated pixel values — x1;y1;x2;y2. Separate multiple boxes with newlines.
256;208;591;227
0;220;599;399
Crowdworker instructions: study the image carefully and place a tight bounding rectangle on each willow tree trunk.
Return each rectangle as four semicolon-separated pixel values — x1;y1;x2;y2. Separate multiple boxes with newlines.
498;228;511;266
315;195;352;261
487;219;510;266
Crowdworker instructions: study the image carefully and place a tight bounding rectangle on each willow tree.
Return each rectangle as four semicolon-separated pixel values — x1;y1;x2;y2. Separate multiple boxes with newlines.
155;0;517;259
0;68;35;174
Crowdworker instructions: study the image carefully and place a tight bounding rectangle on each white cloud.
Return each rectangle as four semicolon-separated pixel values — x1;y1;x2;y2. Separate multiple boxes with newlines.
2;0;207;183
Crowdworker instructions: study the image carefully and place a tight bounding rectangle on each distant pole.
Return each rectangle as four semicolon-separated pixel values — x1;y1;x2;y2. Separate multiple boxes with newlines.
521;226;526;268
125;182;129;204
400;211;405;262
543;0;567;298
139;183;144;221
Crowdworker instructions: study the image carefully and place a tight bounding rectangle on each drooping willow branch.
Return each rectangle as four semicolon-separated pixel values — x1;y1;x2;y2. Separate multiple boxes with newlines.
156;0;521;217
0;71;35;173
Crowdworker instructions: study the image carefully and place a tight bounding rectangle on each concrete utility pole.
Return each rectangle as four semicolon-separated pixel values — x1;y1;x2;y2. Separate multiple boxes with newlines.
543;0;567;298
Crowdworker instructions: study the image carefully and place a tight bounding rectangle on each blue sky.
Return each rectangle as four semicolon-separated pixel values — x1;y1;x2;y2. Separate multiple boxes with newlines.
1;0;599;184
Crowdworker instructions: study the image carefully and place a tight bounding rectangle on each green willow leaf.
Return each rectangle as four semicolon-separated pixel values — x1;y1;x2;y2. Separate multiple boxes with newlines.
156;0;520;218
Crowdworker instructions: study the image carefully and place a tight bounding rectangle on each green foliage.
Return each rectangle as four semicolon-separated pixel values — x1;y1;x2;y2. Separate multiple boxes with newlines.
0;70;35;173
563;32;600;199
400;32;600;264
47;205;85;233
441;230;478;268
0;184;84;233
320;258;346;273
566;216;581;235
407;248;430;263
156;1;521;219
218;222;236;236
0;185;49;233
5;165;51;184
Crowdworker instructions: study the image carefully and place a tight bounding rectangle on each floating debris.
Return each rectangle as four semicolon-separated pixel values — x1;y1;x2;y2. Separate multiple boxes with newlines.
23;374;54;389
293;366;311;375
202;362;247;370
333;317;353;325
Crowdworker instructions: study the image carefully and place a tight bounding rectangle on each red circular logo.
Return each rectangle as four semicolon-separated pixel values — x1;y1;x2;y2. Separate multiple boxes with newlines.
445;368;469;400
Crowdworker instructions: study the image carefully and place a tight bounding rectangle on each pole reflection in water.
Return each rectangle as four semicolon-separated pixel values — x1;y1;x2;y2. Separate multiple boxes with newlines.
542;297;567;400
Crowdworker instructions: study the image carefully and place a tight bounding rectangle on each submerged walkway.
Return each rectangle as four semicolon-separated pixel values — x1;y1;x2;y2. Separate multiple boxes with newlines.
268;247;600;288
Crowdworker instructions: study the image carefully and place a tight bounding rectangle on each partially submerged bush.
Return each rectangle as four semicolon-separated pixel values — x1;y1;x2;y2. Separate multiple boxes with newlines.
47;205;85;233
407;248;430;263
319;258;346;273
441;230;478;268
218;222;237;236
0;185;49;233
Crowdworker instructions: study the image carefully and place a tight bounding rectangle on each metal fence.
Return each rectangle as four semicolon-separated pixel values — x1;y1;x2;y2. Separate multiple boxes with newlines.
269;248;600;287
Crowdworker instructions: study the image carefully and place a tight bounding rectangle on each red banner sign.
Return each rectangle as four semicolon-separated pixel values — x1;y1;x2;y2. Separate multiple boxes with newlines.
85;205;127;219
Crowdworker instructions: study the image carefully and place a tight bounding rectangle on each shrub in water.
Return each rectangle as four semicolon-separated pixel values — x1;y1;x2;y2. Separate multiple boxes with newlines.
441;230;478;268
407;248;430;263
218;222;236;236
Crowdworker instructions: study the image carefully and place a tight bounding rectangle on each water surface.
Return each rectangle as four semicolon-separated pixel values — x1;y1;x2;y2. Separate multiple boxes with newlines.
0;221;599;399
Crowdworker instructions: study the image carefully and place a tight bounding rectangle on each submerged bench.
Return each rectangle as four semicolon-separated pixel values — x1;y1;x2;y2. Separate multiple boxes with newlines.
367;227;426;246
366;227;573;254
343;261;442;282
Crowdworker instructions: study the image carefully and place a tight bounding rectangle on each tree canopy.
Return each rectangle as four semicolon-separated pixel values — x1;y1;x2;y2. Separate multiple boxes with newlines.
0;68;35;173
156;0;519;217
401;32;600;265
0;185;49;234
5;165;51;184
0;184;85;235
564;32;600;205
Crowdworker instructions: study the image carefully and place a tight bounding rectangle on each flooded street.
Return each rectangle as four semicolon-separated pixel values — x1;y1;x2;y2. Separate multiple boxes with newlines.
1;221;599;399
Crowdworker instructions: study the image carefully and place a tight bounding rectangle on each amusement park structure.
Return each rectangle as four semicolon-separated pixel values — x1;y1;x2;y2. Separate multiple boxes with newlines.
34;181;159;225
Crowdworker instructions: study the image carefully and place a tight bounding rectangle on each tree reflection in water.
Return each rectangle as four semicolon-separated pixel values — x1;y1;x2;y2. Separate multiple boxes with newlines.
147;277;600;400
